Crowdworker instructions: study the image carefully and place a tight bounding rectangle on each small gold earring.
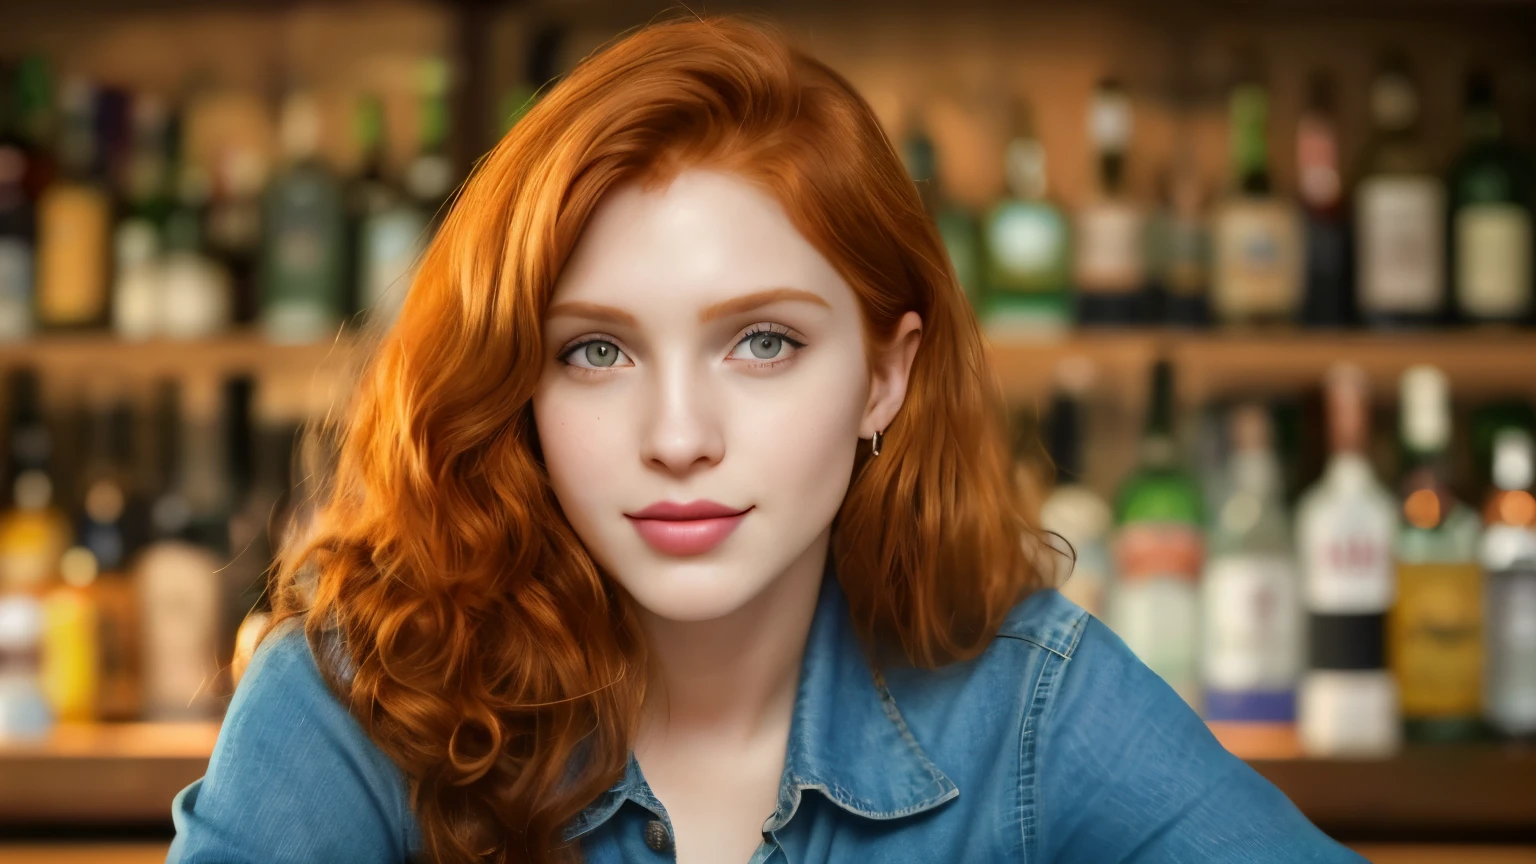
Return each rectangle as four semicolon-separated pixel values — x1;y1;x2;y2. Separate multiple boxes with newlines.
871;429;884;457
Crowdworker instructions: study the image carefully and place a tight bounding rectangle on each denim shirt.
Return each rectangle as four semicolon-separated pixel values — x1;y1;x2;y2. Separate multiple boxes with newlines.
168;565;1365;863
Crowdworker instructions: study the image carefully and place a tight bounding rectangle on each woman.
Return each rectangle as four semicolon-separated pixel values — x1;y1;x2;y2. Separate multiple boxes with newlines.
169;15;1363;864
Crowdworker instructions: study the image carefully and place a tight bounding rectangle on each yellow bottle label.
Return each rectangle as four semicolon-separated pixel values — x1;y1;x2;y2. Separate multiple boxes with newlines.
37;184;110;326
1391;562;1483;718
43;587;100;723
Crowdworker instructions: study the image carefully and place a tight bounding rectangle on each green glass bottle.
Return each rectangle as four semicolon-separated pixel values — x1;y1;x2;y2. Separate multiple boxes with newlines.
1449;71;1534;323
260;89;345;344
981;99;1070;334
1109;359;1206;708
900;112;982;315
1390;365;1485;742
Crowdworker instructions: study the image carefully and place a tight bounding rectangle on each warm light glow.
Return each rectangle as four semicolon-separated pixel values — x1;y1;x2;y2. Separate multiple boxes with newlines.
1500;491;1536;527
1404;488;1442;530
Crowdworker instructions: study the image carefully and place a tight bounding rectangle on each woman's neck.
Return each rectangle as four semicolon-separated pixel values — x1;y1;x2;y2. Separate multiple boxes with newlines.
634;526;831;752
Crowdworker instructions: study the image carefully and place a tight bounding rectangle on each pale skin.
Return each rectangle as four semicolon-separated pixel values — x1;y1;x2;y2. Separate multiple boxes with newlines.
532;168;922;863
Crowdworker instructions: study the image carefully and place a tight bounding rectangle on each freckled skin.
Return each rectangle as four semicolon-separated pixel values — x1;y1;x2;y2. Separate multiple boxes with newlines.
532;168;921;864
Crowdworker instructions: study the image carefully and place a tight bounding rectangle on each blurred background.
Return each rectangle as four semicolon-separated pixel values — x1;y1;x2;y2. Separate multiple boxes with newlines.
0;0;1534;862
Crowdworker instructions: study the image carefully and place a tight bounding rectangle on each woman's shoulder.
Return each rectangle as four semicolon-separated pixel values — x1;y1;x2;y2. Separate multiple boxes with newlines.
167;618;421;863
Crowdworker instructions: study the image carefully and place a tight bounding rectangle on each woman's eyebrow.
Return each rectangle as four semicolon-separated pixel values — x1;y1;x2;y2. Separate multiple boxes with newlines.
546;287;831;327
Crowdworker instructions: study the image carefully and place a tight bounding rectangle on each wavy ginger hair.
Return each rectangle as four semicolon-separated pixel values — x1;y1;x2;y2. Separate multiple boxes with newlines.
263;13;1047;864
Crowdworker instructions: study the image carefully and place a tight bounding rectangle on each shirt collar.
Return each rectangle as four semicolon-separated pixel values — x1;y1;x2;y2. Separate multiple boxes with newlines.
562;558;958;842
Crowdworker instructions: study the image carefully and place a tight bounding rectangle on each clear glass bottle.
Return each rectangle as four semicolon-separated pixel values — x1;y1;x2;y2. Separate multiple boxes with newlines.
135;377;223;720
1109;359;1205;708
1201;403;1302;758
1391;365;1484;741
1355;53;1445;326
1449;71;1534;324
1482;427;1536;738
1074;79;1147;325
1295;364;1400;756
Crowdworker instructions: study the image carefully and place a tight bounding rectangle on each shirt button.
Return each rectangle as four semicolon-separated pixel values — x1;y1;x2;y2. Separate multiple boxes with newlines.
643;818;674;853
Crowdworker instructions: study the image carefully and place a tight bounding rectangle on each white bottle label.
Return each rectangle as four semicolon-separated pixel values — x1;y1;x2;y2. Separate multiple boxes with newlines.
1356;175;1444;314
1202;553;1300;691
989;205;1063;279
1074;202;1143;293
1111;578;1198;692
1302;520;1395;613
1456;203;1533;319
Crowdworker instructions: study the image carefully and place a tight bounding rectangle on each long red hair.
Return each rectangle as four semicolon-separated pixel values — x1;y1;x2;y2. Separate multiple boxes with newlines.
264;13;1046;863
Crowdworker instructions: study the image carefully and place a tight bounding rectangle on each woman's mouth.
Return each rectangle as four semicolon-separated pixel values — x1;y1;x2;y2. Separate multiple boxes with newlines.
626;506;753;556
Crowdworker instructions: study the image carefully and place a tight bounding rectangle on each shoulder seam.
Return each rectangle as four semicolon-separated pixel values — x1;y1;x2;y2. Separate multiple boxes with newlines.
995;599;1090;661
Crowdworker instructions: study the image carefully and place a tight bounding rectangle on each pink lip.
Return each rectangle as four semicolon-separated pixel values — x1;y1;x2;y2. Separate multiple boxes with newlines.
625;500;753;556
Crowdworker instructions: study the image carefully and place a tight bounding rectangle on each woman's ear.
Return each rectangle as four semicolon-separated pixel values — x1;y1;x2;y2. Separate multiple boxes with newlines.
862;310;923;438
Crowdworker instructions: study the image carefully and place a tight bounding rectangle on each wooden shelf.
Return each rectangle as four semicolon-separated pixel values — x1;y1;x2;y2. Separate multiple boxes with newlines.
2;723;1534;841
985;328;1536;405
0;327;1531;407
0;722;219;825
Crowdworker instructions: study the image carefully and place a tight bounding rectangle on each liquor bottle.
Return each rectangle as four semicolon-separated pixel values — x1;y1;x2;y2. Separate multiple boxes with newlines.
111;94;167;340
230;415;301;690
0;368;71;596
1200;403;1302;758
1449;71;1534;323
36;78;110;330
0;592;52;739
1108;359;1205;707
75;390;143;720
1482;427;1536;737
40;545;100;722
405;58;455;222
1355;53;1445;326
1295;364;1400;756
901;110;982;314
1297;71;1353;327
160;110;232;340
1211;73;1303;325
981;99;1071;334
9;56;56;201
1074;79;1146;325
206;145;266;326
357;94;428;330
1039;357;1111;617
1391;365;1484;741
1148;163;1210;327
261;89;346;344
135;377;223;719
0;64;37;342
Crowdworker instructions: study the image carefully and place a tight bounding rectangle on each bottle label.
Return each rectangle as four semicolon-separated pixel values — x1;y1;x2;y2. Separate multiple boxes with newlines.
1356;176;1444;314
988;205;1065;287
1487;568;1536;733
1110;577;1198;693
1455;203;1533;319
1391;561;1482;718
0;237;34;340
1303;516;1394;612
37;185;110;325
1213;199;1302;319
1202;553;1301;691
1115;523;1203;583
1074;202;1144;293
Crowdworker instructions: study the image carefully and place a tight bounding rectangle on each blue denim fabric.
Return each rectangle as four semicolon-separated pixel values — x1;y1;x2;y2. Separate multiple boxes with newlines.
168;563;1365;863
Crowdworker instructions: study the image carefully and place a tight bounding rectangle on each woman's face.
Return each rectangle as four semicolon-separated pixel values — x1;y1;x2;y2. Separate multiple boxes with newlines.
533;168;918;624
